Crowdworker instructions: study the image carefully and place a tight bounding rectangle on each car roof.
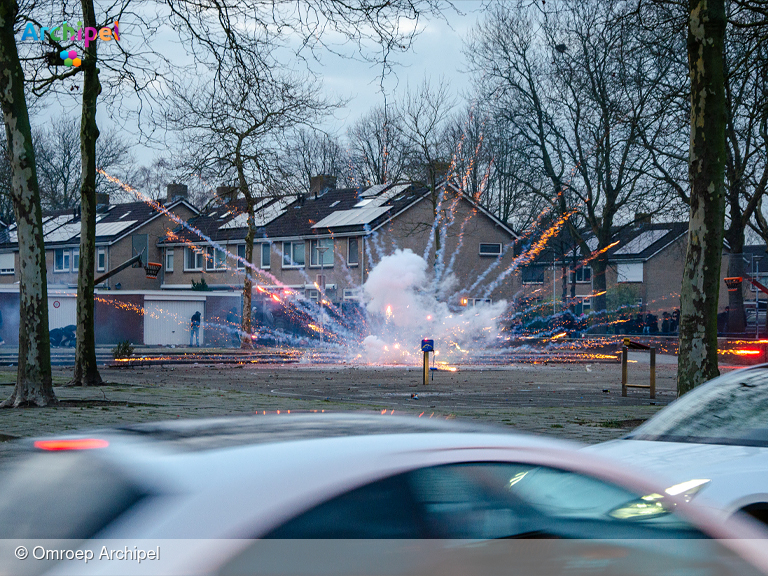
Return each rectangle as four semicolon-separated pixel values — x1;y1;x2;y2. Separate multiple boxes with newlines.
63;413;514;453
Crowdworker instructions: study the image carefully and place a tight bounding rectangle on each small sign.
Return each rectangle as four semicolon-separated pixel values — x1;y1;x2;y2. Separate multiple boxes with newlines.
421;339;434;352
53;300;61;309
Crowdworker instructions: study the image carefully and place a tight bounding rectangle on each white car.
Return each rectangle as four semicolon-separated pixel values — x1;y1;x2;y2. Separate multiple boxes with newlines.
0;413;766;576
587;365;768;526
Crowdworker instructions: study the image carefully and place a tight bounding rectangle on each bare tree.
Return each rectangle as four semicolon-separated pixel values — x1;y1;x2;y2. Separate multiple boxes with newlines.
163;52;335;348
466;0;679;314
398;76;455;270
721;11;768;333
0;0;54;406
34;117;133;210
443;105;493;205
347;104;408;185
129;156;213;207
285;129;352;192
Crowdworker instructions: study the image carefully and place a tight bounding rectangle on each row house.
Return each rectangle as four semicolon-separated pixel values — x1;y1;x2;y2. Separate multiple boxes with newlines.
159;176;520;307
0;186;198;291
517;221;690;316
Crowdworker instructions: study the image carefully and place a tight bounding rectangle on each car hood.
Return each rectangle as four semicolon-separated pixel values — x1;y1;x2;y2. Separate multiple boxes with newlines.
585;439;768;485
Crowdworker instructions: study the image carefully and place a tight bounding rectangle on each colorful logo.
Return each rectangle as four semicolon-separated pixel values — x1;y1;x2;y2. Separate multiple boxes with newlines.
60;50;81;67
20;21;120;48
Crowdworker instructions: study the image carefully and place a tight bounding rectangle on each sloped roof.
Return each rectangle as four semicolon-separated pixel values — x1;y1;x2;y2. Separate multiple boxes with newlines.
0;198;198;249
160;180;518;245
556;221;689;262
265;183;439;238
522;221;689;266
160;196;294;245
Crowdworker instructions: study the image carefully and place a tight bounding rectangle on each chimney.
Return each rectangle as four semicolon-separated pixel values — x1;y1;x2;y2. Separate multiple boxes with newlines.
166;183;189;203
634;212;652;227
95;193;109;213
215;185;238;205
310;175;336;199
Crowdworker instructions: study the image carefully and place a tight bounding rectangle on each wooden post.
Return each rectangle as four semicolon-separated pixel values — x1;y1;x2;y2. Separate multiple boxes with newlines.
621;346;628;397
650;347;656;399
423;350;429;386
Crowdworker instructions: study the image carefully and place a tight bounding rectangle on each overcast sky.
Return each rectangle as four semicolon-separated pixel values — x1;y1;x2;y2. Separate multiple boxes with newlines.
31;1;483;175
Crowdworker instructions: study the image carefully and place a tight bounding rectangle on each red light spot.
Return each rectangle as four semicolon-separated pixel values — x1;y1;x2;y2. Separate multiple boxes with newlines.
34;438;109;451
271;294;281;302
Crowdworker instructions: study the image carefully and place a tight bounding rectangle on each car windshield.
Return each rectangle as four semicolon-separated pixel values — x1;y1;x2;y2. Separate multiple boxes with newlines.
627;368;768;446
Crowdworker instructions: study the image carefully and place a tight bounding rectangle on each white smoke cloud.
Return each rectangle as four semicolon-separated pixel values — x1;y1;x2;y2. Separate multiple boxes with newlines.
360;249;507;364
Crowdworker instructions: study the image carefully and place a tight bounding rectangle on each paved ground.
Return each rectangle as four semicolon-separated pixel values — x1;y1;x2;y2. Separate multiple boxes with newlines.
0;351;705;460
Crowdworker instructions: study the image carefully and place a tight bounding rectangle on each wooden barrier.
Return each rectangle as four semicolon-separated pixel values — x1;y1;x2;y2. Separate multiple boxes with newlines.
621;339;656;399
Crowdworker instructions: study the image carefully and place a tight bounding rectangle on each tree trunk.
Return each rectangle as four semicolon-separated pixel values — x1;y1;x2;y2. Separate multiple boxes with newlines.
71;0;103;386
241;204;255;350
0;0;55;407
678;0;727;396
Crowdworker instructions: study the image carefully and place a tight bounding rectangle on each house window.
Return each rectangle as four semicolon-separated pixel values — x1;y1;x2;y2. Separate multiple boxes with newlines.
206;246;228;270
617;262;643;283
521;264;545;284
54;249;71;272
347;238;359;266
237;244;246;269
0;253;14;275
72;247;79;271
310;238;334;267
185;247;204;271
261;243;270;269
97;248;106;272
471;298;492;306
164;248;173;273
581;298;591;313
479;243;503;256
307;289;319;301
282;241;305;268
570;266;592;283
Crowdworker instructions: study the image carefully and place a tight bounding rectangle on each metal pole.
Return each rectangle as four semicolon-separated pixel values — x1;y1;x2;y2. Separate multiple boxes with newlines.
650;347;656;399
423;351;429;386
317;244;329;337
621;346;628;397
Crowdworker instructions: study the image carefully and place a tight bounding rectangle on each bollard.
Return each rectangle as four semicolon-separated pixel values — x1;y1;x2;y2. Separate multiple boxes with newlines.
621;346;628;397
650;347;656;399
420;339;434;386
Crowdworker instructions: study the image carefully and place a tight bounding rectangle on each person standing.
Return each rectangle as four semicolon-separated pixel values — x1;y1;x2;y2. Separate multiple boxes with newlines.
190;310;201;347
226;307;239;346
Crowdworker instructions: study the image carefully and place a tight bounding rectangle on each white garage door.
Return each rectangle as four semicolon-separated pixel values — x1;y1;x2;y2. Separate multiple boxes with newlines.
144;299;205;346
48;295;77;330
